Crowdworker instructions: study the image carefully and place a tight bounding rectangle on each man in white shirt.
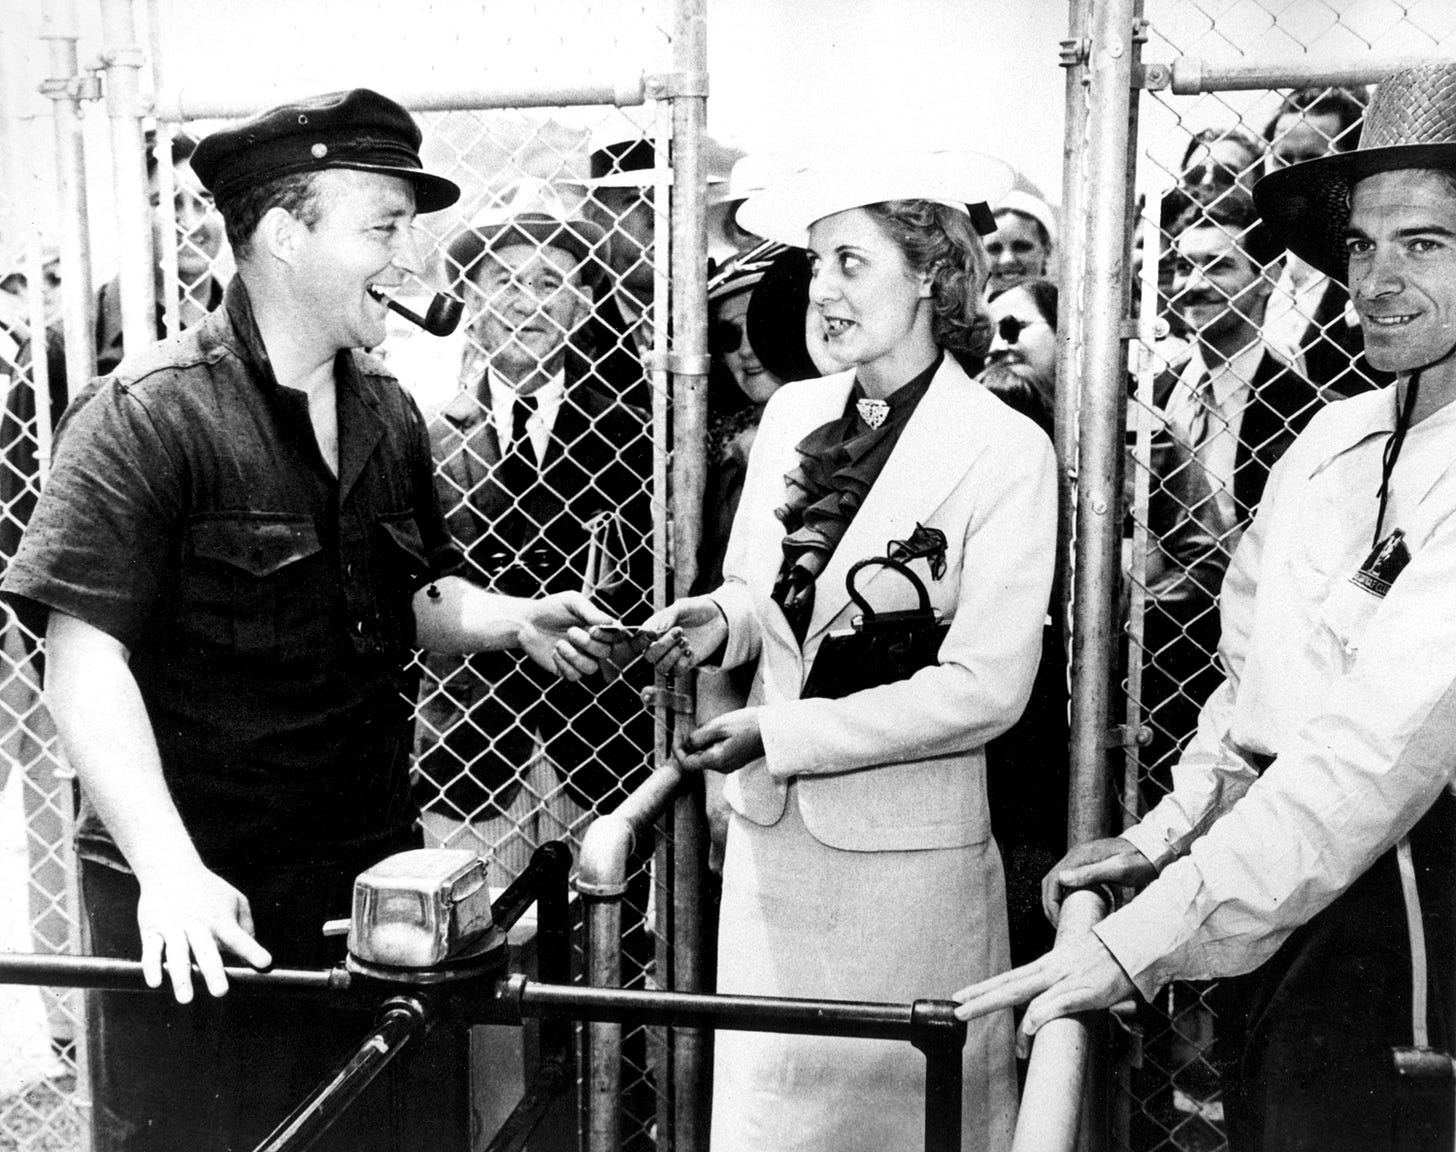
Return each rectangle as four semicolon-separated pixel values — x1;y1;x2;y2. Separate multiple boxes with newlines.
955;64;1456;1152
417;178;652;884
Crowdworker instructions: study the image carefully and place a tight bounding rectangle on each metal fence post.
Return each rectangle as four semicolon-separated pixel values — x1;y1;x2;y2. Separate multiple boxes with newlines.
1063;4;1142;1146
98;0;152;358
40;0;95;412
667;0;710;1148
1065;0;1140;853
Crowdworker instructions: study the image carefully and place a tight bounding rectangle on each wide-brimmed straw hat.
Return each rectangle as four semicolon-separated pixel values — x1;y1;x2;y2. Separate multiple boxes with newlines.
1254;64;1456;280
446;177;606;280
735;149;1014;249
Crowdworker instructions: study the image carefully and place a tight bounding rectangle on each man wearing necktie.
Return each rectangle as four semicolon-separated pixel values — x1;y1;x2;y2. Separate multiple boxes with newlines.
416;178;653;882
1140;192;1323;803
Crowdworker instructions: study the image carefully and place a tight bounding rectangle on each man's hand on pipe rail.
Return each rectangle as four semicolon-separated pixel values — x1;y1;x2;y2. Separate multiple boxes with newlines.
951;931;1136;1058
642;595;730;675
673;707;765;774
138;864;273;1003
1041;836;1157;925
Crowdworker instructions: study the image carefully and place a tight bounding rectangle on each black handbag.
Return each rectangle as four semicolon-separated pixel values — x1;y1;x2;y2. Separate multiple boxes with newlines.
799;554;950;699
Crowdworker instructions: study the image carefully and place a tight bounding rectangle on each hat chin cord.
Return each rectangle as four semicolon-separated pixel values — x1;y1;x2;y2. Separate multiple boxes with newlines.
1370;330;1456;548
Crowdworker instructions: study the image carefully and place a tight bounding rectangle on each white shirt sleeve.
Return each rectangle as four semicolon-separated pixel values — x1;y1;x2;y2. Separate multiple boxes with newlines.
1098;497;1456;999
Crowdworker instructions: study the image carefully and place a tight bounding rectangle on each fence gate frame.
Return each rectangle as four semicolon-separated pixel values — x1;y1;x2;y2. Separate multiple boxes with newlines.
4;0;712;1147
1061;2;1456;1148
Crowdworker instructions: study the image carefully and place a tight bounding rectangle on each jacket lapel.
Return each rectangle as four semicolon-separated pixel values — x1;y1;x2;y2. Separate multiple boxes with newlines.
803;357;981;643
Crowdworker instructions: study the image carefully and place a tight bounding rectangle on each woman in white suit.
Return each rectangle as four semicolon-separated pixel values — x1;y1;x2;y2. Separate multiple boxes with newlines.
647;156;1059;1151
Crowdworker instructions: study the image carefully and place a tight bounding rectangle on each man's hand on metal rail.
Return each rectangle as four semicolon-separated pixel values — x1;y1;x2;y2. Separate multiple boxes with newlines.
137;863;272;1003
1041;836;1156;925
950;930;1135;1057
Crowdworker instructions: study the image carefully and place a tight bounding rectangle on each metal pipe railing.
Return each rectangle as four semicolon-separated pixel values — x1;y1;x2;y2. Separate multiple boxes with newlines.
0;955;971;1152
256;994;435;1152
1157;54;1453;96
40;2;95;413
1011;888;1113;1152
99;0;153;360
667;1;712;1144
1066;0;1139;849
150;74;648;122
576;763;687;1152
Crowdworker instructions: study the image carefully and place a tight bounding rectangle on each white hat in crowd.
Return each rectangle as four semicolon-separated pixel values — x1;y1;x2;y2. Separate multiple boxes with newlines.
736;148;1015;248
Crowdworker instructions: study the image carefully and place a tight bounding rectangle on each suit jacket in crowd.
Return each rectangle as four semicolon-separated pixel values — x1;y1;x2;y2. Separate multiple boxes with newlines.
1154;346;1324;548
416;356;653;818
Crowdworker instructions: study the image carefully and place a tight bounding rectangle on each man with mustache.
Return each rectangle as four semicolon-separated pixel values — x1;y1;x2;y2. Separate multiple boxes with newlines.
1139;194;1323;800
955;64;1456;1152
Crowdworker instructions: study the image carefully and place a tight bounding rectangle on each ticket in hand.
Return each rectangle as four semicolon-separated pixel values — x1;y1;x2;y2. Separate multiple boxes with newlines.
588;622;661;654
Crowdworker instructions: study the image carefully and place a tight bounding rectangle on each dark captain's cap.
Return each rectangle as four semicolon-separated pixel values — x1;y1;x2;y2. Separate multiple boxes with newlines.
191;88;460;214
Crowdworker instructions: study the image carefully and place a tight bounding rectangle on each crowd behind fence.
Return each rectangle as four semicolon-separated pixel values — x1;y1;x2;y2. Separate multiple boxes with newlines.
2;1;1456;1150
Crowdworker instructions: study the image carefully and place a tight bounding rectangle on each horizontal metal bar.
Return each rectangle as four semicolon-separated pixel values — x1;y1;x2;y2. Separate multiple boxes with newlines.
519;981;915;1041
0;953;926;1044
151;72;647;122
0;952;352;994
1165;55;1454;95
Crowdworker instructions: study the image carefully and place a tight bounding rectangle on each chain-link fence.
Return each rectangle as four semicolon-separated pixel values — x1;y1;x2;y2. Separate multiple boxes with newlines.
0;0;714;1147
1111;4;1456;1150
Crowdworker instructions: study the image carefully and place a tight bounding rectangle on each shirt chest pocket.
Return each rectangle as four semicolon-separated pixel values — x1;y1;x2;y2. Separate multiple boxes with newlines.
182;514;325;657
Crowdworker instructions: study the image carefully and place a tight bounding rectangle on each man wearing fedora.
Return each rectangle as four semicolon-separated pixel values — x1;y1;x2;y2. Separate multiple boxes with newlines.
954;64;1456;1151
576;130;661;410
418;176;652;879
0;90;615;1152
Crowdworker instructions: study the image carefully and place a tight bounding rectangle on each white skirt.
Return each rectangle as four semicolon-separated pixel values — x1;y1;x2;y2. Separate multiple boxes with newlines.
711;786;1017;1152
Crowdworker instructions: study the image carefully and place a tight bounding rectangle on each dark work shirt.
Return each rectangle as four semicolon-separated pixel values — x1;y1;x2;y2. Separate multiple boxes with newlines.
2;278;461;870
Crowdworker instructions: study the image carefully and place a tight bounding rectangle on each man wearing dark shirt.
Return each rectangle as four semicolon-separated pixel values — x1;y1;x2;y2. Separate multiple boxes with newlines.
2;89;614;1152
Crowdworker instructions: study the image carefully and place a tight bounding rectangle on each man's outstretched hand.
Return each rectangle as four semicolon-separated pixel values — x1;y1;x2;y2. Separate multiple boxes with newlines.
136;863;273;1003
951;930;1136;1057
519;591;616;679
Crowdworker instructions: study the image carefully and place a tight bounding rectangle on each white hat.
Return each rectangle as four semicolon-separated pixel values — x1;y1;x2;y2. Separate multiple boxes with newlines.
710;153;785;206
995;189;1058;247
735;149;1015;248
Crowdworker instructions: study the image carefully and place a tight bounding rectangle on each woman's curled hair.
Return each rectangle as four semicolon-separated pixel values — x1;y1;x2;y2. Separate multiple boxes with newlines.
862;199;993;358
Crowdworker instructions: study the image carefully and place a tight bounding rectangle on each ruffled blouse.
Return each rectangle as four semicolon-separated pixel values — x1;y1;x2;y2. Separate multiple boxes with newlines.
772;352;942;641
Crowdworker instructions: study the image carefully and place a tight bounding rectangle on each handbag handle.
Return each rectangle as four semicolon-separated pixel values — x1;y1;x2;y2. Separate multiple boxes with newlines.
845;555;933;621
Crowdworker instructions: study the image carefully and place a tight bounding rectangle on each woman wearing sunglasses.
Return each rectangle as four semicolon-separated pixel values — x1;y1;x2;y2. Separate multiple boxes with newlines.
645;155;1057;1151
983;278;1059;425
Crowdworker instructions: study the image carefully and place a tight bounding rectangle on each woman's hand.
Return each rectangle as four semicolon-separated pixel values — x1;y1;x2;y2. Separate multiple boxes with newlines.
676;707;765;774
644;596;730;674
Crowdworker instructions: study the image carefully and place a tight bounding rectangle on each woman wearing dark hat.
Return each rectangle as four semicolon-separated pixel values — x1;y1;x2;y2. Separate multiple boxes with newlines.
698;245;791;594
646;150;1055;1150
